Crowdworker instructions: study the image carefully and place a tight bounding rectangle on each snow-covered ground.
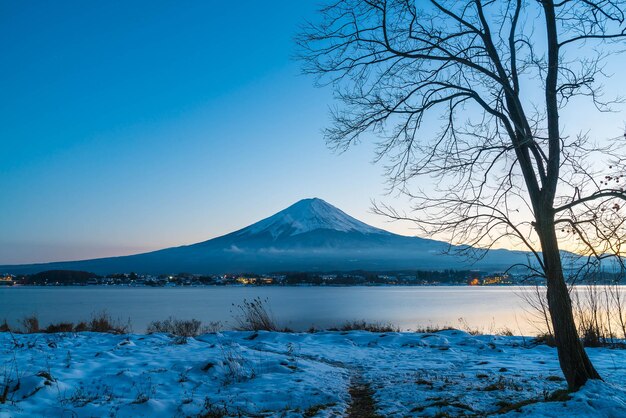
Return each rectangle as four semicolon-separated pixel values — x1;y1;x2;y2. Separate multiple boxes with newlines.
1;330;625;417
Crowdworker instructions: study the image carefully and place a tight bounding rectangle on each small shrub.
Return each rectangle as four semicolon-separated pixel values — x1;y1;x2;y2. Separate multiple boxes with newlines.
581;326;602;348
333;320;399;333
147;317;202;337
13;313;128;334
482;376;523;392
219;343;255;384
414;325;455;333
494;399;538;414
534;332;556;347
0;375;18;404
496;327;514;337
204;321;222;333
1;355;21;405
172;336;189;345
74;322;89;332
132;392;150;404
0;320;10;332
45;322;74;333
199;398;232;418
35;370;55;383
88;312;129;334
20;315;40;333
61;383;114;407
457;318;481;335
544;388;571;402
130;378;154;404
232;297;277;331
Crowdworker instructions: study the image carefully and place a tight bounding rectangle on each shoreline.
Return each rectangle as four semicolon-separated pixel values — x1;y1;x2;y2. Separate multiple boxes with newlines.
0;283;592;288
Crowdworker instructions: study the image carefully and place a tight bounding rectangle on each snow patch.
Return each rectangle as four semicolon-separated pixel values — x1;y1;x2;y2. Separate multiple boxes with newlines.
1;331;624;417
238;198;389;239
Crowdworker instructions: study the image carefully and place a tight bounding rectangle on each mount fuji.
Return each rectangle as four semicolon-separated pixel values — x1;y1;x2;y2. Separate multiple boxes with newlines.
1;198;528;275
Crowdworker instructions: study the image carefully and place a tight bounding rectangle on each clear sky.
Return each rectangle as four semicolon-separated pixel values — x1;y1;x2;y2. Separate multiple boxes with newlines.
1;1;625;264
0;1;412;264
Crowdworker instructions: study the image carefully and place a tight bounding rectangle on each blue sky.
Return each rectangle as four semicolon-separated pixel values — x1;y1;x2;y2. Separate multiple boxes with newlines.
0;1;402;264
2;1;626;264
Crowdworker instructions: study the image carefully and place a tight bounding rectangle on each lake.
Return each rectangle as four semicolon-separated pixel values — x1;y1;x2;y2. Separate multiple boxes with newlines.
0;285;560;335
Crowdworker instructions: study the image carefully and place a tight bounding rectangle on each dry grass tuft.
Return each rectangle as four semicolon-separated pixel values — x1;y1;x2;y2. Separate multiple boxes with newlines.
9;312;129;334
147;317;203;337
232;297;277;331
332;320;399;333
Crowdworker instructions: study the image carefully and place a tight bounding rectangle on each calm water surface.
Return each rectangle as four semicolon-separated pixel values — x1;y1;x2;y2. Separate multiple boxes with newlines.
0;286;548;334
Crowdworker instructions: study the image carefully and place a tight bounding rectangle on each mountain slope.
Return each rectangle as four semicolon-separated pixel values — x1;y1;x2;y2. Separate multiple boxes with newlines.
1;198;529;275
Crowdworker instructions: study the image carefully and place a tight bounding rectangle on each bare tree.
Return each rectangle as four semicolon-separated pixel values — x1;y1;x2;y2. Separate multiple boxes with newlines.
298;0;626;390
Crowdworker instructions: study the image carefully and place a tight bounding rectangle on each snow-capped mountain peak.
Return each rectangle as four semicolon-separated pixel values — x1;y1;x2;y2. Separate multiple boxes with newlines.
1;197;529;274
237;198;389;239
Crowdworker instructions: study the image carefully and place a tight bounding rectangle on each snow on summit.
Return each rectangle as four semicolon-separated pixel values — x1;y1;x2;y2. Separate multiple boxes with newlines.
238;198;389;239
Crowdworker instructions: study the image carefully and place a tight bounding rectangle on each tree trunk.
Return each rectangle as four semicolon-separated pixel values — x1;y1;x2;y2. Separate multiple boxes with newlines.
538;213;602;390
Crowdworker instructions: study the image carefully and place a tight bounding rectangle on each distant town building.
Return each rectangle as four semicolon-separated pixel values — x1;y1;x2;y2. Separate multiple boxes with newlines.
0;274;14;286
